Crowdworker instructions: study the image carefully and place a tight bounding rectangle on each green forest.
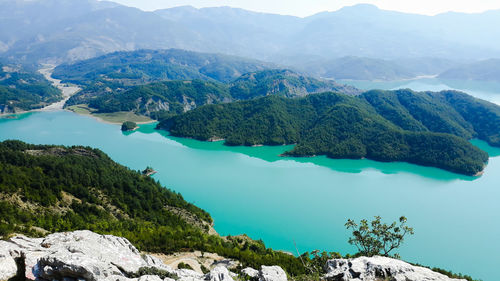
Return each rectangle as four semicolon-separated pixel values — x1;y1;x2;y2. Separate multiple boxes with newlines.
72;80;231;119
229;69;360;99
0;65;62;112
0;140;479;280
64;68;359;119
159;90;500;176
52;49;273;85
0;140;311;276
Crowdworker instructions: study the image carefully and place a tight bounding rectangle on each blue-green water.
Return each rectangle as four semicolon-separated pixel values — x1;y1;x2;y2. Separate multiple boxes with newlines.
1;111;499;280
1;78;500;280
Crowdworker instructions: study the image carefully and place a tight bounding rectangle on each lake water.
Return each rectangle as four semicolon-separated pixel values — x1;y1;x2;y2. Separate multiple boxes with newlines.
1;78;499;281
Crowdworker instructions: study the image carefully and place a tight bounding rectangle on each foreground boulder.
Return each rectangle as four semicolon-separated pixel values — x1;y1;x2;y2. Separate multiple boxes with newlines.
241;266;287;281
0;246;18;280
0;230;288;281
205;266;234;281
324;256;466;281
0;230;172;280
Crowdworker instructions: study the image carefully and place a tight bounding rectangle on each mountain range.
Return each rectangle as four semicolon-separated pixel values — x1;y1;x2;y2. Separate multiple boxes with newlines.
438;59;500;82
2;0;500;67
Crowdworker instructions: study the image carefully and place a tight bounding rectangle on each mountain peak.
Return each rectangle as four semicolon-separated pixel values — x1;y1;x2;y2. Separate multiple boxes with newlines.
338;4;380;12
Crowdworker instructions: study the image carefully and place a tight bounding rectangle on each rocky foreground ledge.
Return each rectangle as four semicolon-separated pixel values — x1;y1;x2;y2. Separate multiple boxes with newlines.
0;230;465;281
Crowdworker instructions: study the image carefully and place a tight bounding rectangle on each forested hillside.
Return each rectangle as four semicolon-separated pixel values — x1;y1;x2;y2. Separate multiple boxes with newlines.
63;64;360;119
230;69;360;99
159;90;499;176
0;64;61;113
0;140;310;276
53;49;274;85
67;80;231;119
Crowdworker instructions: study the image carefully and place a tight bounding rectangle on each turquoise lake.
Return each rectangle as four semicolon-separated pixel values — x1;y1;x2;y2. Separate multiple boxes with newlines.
1;78;500;281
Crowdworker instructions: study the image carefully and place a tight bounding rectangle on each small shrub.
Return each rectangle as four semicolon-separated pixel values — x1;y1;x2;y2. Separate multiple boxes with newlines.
177;262;194;270
345;216;414;257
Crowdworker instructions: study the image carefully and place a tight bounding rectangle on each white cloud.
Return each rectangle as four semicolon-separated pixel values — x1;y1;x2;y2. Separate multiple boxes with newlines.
105;0;500;17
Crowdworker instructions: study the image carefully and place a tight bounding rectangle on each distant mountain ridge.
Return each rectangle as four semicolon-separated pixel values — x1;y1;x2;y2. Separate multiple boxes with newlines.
53;49;274;84
58;50;360;119
438;59;500;82
2;0;500;65
298;57;461;81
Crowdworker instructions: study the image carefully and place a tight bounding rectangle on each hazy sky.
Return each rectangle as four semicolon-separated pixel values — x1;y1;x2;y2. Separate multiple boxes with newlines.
106;0;500;17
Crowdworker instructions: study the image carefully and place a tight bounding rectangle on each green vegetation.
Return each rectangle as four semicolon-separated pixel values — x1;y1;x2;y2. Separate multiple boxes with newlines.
428;267;479;281
142;166;156;176
0;140;307;277
177;262;194;270
0;140;479;280
95;112;152;124
440;91;500;147
53;49;273;85
159;90;497;176
72;80;231;119
67;104;153;124
65;69;360;120
130;267;178;279
345;216;414;258
66;104;96;115
0;64;62;113
230;69;360;100
121;121;138;131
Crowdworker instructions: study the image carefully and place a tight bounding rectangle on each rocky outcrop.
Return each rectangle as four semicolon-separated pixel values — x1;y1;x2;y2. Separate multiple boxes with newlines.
0;246;18;280
0;230;287;281
260;266;287;281
241;266;287;281
0;230;171;280
241;267;259;278
324;256;466;281
0;231;466;281
205;266;234;281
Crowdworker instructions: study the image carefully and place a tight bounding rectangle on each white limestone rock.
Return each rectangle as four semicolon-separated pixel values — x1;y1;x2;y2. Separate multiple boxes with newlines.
175;268;204;281
0;242;18;281
33;230;159;280
137;276;164;281
105;275;171;281
259;266;287;281
241;267;259;278
324;256;466;281
205;266;234;281
0;230;285;281
0;230;177;281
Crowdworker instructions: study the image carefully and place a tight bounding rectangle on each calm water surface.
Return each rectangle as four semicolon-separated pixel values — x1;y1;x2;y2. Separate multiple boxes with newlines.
1;79;499;280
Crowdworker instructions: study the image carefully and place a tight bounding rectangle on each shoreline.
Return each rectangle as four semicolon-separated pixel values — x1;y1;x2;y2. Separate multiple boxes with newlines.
168;135;485;178
1;65;82;117
1;108;157;127
331;74;439;83
72;110;157;125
